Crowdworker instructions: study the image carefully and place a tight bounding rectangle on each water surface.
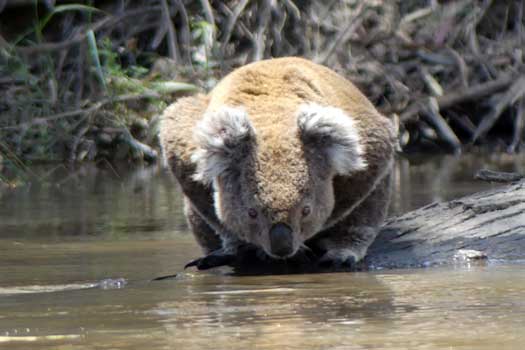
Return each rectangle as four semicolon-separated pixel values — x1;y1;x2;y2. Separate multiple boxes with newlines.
1;153;524;349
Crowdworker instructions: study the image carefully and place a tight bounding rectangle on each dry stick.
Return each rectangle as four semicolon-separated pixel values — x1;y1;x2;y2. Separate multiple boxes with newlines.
121;129;158;162
518;0;524;47
220;0;250;55
15;17;112;54
472;76;525;142
424;97;462;152
474;169;524;183
507;98;525;153
399;6;433;24
160;0;180;63
318;3;366;64
15;7;162;54
447;112;477;137
282;0;300;19
400;75;516;123
217;2;254;44
74;44;86;108
270;2;288;56
0;91;161;131
150;21;169;50
420;66;443;97
199;0;216;33
114;21;159;49
446;47;469;88
253;0;272;62
69;124;90;163
173;0;191;60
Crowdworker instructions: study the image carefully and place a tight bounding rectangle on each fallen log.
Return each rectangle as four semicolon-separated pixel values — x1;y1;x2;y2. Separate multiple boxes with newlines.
367;179;525;269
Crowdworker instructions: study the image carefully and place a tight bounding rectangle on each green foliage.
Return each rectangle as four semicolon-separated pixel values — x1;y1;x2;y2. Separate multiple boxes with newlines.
190;19;216;69
87;30;107;93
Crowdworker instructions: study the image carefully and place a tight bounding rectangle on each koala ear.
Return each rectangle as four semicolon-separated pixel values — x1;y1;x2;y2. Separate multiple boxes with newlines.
297;103;367;175
192;106;256;185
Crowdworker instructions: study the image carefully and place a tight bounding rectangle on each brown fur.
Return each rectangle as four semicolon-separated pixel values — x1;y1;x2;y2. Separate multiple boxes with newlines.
160;57;397;264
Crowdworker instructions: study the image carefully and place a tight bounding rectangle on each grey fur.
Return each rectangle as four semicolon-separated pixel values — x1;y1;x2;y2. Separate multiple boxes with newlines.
192;106;256;185
297;103;367;175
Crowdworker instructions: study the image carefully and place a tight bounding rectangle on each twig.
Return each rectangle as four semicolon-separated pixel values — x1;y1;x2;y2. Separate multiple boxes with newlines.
472;76;525;142
199;0;216;35
420;66;443;97
0;91;162;131
150;20;168;50
282;0;301;20
173;0;192;65
400;6;433;25
220;0;250;55
446;47;469;88
508;98;525;153
400;75;516;122
15;17;111;54
318;2;366;64
15;7;161;54
475;169;524;183
69;124;90;163
252;0;272;61
423;97;462;152
121;129;158;162
160;0;180;63
518;0;524;47
447;112;476;137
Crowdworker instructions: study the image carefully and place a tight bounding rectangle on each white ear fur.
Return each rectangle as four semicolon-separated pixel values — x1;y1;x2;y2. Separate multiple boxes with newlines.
297;103;367;174
191;106;255;185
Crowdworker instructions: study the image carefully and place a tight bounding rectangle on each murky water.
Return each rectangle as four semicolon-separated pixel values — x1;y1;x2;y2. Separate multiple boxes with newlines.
1;153;525;349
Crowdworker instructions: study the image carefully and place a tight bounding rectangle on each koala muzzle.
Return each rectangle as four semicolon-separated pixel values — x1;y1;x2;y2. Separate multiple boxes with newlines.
269;223;294;258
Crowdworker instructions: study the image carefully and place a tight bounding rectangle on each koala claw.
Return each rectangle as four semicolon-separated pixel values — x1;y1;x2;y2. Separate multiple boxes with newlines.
184;249;236;270
318;250;359;271
292;247;319;265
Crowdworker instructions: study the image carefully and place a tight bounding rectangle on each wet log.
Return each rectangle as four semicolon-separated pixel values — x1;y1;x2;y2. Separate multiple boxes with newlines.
367;180;525;269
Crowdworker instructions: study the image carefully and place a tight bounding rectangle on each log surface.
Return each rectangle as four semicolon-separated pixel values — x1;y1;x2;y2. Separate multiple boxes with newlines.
367;180;525;268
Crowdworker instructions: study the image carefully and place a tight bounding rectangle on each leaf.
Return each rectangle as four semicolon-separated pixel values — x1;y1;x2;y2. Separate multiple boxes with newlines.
86;30;107;93
38;4;104;33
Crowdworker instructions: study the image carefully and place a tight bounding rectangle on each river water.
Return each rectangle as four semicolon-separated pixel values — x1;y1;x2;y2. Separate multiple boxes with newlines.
1;153;524;349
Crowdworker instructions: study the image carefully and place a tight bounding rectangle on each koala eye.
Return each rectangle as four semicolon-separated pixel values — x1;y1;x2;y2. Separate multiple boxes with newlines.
302;205;311;217
248;208;258;219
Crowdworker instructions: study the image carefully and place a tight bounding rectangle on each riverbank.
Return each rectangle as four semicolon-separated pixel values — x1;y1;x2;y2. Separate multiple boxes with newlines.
1;0;524;185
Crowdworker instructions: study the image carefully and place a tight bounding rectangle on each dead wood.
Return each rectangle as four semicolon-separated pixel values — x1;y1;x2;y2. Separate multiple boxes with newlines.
2;0;525;163
474;169;524;183
367;180;525;268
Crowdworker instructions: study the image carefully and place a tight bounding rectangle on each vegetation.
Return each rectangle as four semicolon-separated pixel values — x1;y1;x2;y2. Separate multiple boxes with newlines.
1;0;524;187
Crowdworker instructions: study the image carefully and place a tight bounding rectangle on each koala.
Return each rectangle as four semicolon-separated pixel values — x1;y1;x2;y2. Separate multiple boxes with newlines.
159;57;397;271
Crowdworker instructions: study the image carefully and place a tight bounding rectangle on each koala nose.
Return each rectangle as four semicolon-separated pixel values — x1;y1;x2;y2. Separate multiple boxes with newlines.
269;223;294;258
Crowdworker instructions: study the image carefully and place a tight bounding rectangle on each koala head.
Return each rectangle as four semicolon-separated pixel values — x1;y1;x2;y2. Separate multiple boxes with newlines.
191;103;366;259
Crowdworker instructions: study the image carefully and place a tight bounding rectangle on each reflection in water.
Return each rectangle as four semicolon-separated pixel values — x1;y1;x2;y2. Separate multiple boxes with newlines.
1;153;525;349
391;152;525;214
154;273;401;349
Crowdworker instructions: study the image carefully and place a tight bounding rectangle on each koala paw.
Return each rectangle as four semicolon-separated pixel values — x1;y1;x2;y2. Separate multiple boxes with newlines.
318;249;362;271
291;247;319;265
185;249;236;270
